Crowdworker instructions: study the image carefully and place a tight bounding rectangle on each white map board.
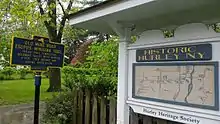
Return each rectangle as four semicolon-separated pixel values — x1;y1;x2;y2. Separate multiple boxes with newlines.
133;62;218;110
127;23;220;124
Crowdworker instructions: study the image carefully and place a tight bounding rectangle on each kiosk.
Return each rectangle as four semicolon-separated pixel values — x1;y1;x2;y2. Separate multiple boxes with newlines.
69;0;220;123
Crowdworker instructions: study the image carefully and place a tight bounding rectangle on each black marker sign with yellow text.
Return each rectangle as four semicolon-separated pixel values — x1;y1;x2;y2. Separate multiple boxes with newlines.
136;43;212;62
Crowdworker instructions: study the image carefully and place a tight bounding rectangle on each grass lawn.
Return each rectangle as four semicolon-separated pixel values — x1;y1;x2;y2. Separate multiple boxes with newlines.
0;78;57;106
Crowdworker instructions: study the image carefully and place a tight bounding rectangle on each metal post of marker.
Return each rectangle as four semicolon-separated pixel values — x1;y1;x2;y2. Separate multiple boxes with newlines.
34;72;41;124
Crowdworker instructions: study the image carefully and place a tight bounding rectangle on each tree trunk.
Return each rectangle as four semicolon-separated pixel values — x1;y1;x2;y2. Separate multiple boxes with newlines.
47;68;62;92
37;0;74;92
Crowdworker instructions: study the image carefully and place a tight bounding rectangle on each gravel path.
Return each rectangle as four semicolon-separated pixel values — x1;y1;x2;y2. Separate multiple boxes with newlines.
0;102;45;124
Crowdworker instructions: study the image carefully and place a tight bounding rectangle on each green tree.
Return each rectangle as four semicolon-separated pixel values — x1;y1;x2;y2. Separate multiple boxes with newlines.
0;0;74;91
0;0;47;67
36;0;76;92
62;25;87;64
62;0;108;65
0;0;106;92
62;24;110;65
85;38;119;74
0;37;10;67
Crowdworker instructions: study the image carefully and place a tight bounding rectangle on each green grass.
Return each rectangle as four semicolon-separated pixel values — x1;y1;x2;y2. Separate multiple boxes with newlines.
0;78;57;106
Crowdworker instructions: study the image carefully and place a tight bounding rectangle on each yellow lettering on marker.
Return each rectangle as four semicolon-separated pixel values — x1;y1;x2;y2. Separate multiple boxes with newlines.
46;44;56;49
15;44;32;50
144;50;150;55
144;55;148;60
175;47;179;54
35;42;44;47
173;54;179;60
53;49;61;54
188;46;196;53
34;47;51;53
155;55;161;60
161;49;165;54
138;56;142;61
197;52;205;58
180;47;187;53
167;48;175;54
186;53;196;59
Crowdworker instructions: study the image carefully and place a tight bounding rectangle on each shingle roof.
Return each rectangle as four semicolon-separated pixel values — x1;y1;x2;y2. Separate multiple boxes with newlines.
68;0;122;19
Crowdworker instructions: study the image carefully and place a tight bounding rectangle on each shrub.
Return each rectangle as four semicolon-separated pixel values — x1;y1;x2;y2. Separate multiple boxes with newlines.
62;66;117;96
0;73;4;80
17;68;29;79
62;66;99;90
43;71;49;78
42;92;75;124
1;67;15;80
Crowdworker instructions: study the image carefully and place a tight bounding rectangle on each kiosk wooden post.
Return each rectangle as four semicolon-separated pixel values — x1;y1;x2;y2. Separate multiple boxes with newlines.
117;26;133;124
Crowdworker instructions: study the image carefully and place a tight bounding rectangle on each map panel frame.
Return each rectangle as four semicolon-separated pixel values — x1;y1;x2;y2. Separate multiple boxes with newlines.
132;62;219;110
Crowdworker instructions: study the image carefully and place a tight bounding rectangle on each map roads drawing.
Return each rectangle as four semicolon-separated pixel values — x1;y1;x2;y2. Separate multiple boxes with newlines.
133;63;218;107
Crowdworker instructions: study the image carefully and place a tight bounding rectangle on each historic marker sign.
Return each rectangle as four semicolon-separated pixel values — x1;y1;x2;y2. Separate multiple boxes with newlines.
136;43;212;62
10;36;64;70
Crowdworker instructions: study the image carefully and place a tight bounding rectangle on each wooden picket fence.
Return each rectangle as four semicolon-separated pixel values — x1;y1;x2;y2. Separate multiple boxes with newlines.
72;90;182;124
71;90;116;124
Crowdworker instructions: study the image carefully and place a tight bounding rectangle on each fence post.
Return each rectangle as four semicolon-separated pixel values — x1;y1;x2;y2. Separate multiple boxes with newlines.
157;118;168;124
78;90;84;124
92;93;98;124
109;97;116;124
142;116;153;124
100;96;106;124
130;108;138;124
85;89;91;124
72;89;77;124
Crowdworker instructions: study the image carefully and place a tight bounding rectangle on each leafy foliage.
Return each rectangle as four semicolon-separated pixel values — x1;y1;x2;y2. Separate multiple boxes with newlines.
17;68;29;79
42;92;75;124
63;24;110;65
62;38;118;96
85;38;119;74
0;39;10;66
0;73;5;80
43;71;49;78
1;67;15;80
77;0;107;8
62;25;88;64
0;0;47;67
62;66;117;96
212;23;220;33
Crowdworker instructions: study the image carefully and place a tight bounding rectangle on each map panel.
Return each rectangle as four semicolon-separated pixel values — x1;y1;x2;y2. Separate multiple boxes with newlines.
133;62;218;109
